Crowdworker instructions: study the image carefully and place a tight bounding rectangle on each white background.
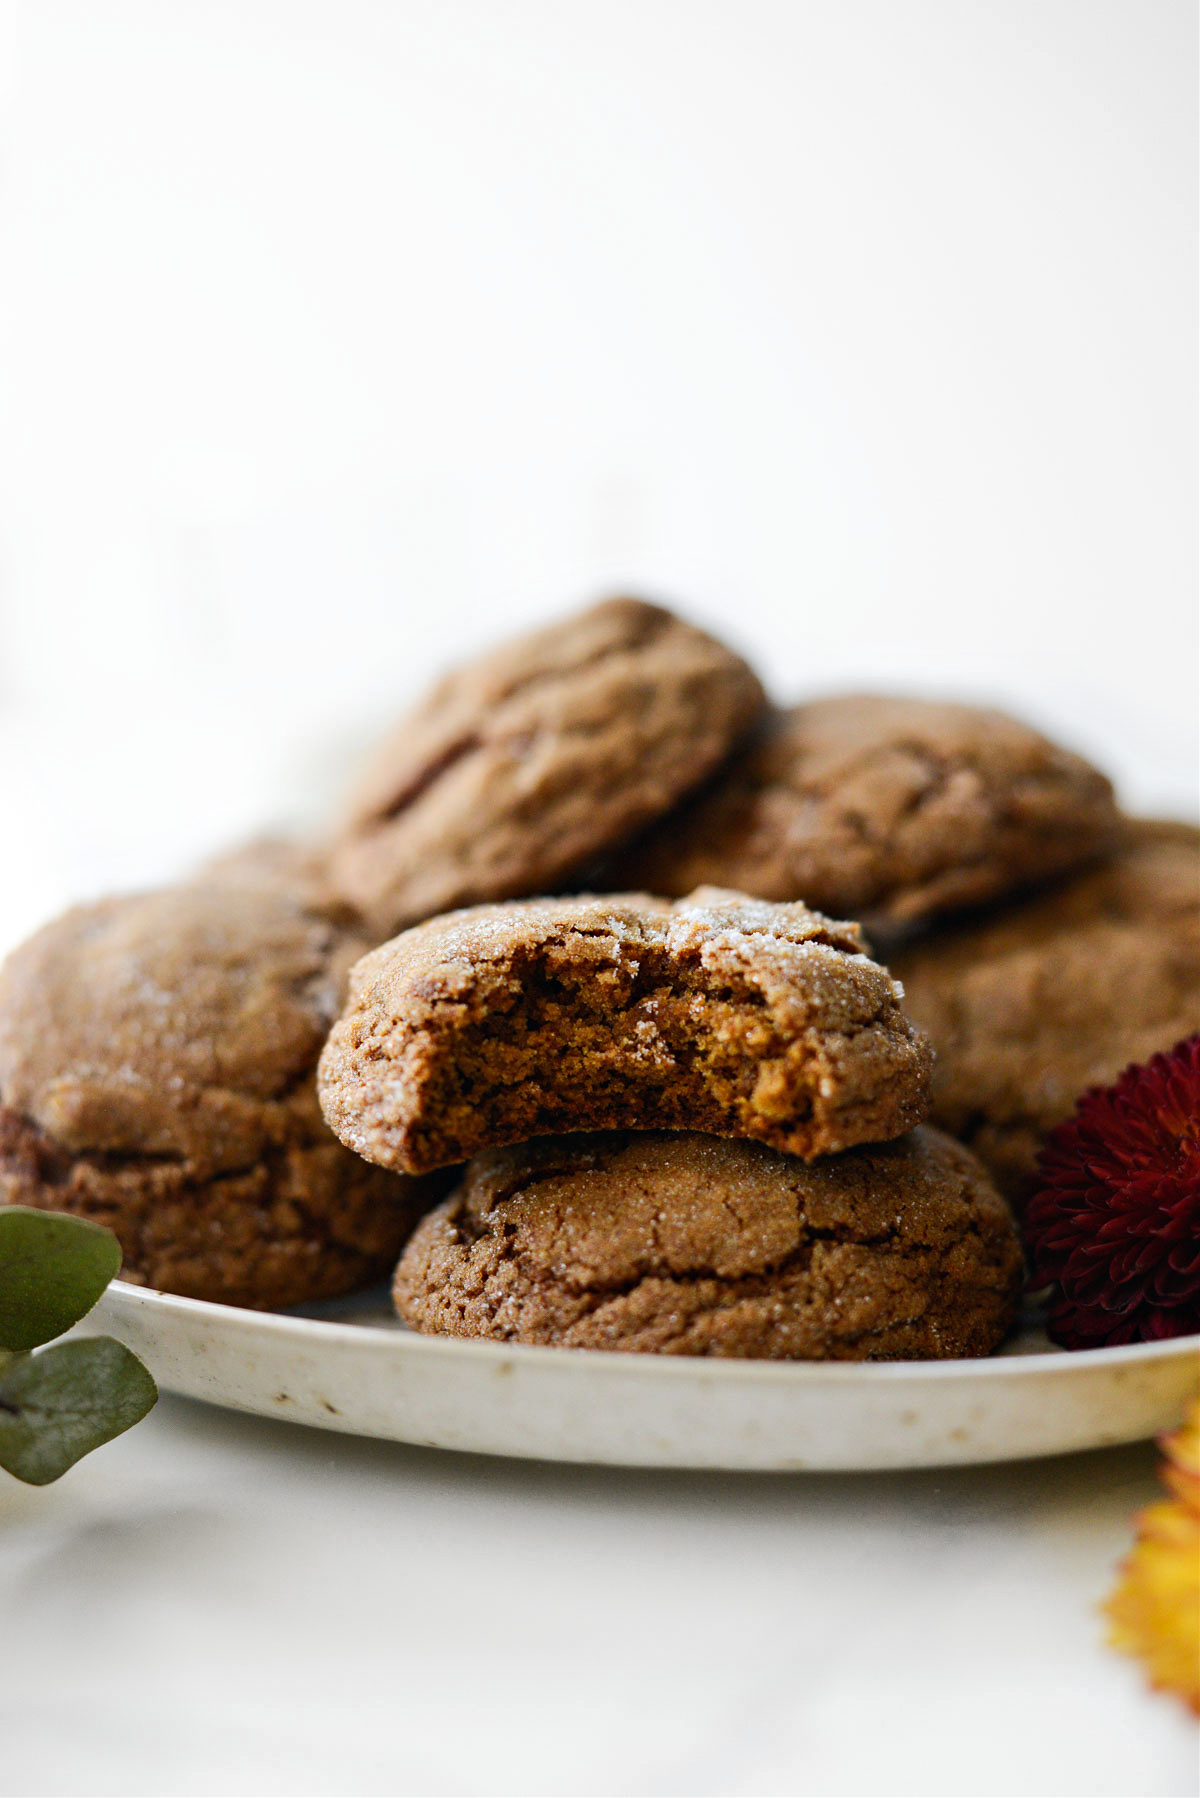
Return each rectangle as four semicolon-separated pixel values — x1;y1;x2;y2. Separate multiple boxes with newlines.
1;6;1197;1796
0;0;1196;953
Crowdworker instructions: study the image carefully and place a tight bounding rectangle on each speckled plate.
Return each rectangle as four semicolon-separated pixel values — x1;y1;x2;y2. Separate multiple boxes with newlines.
85;1281;1200;1470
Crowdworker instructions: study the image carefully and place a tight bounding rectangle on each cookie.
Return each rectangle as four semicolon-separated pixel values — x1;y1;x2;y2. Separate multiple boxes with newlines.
394;1126;1023;1359
606;695;1119;925
0;887;434;1309
318;888;932;1175
329;596;767;937
195;836;357;927
891;820;1200;1201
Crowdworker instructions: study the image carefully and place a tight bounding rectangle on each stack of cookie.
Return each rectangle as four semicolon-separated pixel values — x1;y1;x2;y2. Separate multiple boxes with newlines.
0;592;1194;1360
318;889;1024;1358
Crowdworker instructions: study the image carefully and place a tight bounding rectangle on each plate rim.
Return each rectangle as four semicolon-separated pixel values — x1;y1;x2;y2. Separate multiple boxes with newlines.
99;1278;1200;1384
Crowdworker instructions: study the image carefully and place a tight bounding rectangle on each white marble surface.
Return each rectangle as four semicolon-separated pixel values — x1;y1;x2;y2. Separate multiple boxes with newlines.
0;1395;1196;1798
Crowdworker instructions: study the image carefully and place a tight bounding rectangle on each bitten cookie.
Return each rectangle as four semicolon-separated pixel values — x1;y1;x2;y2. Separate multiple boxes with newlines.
394;1127;1024;1360
318;888;932;1174
329;596;766;937
891;820;1200;1202
607;695;1119;925
0;887;435;1309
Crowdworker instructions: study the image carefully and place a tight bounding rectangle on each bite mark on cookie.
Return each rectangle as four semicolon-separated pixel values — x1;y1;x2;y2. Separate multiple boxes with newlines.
318;889;932;1174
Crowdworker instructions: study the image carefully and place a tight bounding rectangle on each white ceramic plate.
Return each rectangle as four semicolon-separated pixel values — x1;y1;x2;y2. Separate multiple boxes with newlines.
87;1280;1200;1471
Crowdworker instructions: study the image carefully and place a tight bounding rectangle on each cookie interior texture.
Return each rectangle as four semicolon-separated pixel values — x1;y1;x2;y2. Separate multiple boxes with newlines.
318;889;932;1175
394;1127;1024;1360
0;887;433;1309
892;819;1200;1202
329;595;767;937
606;694;1120;925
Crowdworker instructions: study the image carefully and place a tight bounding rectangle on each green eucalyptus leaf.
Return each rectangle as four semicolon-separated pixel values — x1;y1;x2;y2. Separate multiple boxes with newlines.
0;1337;157;1485
0;1207;123;1350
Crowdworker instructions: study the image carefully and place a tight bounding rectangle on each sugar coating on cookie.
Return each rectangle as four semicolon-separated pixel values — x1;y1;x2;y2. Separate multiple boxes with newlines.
394;1126;1024;1360
329;595;767;937
892;819;1200;1201
608;694;1120;924
317;888;933;1175
0;887;434;1309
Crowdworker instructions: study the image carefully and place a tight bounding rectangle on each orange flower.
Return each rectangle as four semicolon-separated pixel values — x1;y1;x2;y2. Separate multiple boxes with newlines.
1160;1406;1200;1515
1105;1400;1200;1715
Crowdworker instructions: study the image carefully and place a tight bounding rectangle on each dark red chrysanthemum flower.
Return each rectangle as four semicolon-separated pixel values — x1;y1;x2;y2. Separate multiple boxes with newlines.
1024;1036;1200;1350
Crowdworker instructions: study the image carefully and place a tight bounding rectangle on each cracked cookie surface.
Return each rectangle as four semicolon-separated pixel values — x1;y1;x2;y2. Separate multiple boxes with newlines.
318;888;932;1174
0;887;433;1308
606;694;1119;925
329;596;766;937
891;819;1200;1202
394;1127;1023;1359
